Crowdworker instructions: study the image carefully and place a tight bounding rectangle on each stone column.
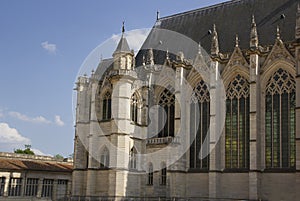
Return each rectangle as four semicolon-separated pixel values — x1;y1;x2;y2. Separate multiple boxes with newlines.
249;52;260;200
72;75;90;198
109;72;136;197
209;60;221;198
86;76;99;197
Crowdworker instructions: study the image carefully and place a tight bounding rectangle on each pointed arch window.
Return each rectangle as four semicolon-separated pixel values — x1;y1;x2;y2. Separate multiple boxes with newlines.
158;88;175;137
100;147;109;168
102;91;111;120
131;93;138;123
129;147;137;169
147;163;153;185
225;74;250;169
190;80;210;169
160;162;167;185
265;68;295;169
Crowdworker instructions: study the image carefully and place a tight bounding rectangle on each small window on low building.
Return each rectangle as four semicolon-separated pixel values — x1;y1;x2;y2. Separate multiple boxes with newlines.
8;178;22;196
25;178;39;196
41;179;54;198
0;177;5;196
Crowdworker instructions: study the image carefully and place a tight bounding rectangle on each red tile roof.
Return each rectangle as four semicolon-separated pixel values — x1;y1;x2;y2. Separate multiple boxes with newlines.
0;158;73;172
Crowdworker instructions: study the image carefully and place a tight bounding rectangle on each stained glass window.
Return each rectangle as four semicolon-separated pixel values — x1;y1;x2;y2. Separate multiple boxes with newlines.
225;74;250;169
190;80;210;169
265;68;295;169
158;88;175;137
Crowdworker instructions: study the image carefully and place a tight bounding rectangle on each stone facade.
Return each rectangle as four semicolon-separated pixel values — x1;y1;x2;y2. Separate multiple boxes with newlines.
72;0;300;200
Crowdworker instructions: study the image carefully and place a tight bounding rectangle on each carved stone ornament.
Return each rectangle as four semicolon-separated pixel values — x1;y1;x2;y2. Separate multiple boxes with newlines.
262;39;295;71
225;46;249;71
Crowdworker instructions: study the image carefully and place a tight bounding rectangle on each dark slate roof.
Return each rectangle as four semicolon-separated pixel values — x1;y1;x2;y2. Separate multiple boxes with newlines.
0;158;73;172
94;58;113;80
114;34;131;54
138;0;298;61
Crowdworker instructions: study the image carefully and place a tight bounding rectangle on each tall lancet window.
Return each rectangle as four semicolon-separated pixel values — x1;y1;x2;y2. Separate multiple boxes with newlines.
100;147;109;168
265;68;295;169
158;88;175;137
147;163;153;185
190;80;210;169
225;74;250;169
102;91;111;120
131;93;138;123
129;147;137;169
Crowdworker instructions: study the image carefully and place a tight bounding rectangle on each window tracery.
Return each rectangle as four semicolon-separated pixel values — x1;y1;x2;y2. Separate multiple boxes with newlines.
102;91;111;120
265;68;295;169
147;163;153;185
100;147;109;168
158;88;175;137
190;80;210;169
225;74;250;169
129;147;137;169
131;93;138;123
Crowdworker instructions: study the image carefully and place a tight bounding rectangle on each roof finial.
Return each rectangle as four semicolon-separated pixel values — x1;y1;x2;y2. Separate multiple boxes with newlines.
157;10;160;20
122;21;125;34
166;49;169;60
146;48;154;65
235;34;239;47
250;15;259;49
276;25;281;39
252;14;255;24
198;42;202;55
211;24;219;56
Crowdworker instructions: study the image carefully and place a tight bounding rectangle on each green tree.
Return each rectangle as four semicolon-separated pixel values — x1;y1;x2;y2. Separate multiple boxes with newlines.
14;144;35;155
54;154;64;160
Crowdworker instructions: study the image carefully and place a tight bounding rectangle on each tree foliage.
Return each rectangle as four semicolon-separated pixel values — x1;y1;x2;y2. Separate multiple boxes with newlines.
54;154;64;160
14;144;35;155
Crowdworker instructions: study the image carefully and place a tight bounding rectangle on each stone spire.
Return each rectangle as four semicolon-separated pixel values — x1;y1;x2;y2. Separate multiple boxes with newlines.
250;15;259;49
113;21;131;55
296;3;300;39
211;24;220;56
113;22;134;70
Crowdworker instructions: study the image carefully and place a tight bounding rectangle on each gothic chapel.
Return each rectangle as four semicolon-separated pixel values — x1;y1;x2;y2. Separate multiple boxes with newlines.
72;0;300;200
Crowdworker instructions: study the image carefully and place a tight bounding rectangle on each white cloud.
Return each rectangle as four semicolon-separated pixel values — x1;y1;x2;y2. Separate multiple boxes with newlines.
54;115;64;126
9;111;51;124
30;148;51;156
112;29;150;53
41;41;57;54
0;123;31;152
126;29;150;52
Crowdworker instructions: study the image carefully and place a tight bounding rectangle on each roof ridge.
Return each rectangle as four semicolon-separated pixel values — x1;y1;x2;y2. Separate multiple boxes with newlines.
159;0;245;21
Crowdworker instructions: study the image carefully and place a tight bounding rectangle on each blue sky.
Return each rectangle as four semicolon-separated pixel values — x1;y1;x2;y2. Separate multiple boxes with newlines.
0;0;225;157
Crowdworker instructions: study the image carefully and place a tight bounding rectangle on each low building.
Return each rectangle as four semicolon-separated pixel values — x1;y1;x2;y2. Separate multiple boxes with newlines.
0;152;72;201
